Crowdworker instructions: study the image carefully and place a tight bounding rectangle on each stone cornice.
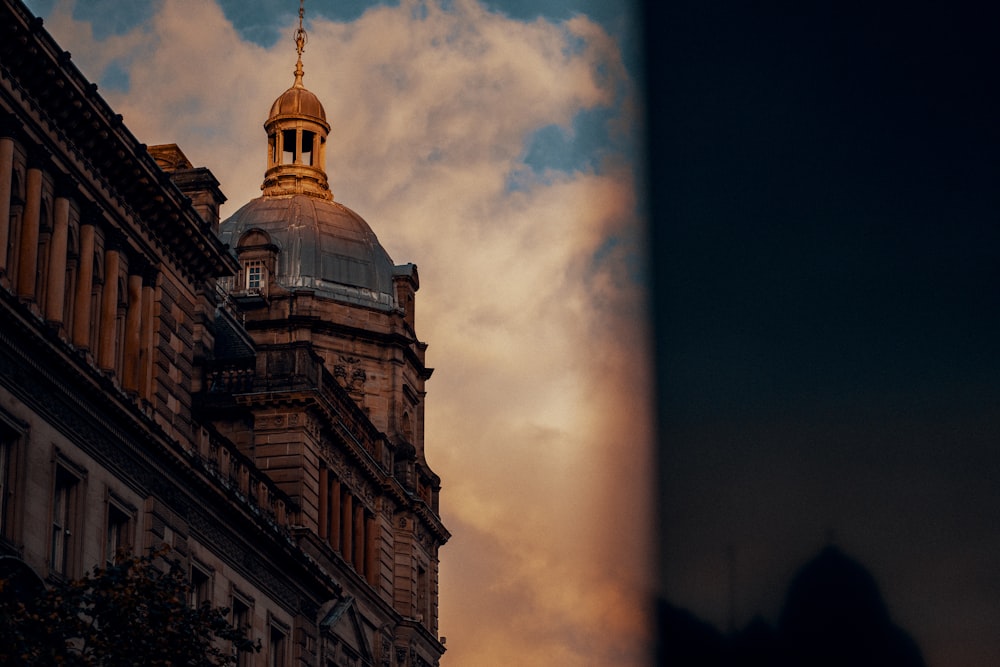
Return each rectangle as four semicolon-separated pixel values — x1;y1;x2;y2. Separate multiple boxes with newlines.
0;0;239;282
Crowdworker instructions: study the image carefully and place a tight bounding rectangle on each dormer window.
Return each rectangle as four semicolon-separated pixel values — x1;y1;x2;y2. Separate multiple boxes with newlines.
245;259;265;292
233;229;276;305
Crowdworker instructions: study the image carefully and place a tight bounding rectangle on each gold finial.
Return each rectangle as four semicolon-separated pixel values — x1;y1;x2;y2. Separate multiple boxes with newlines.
293;0;307;87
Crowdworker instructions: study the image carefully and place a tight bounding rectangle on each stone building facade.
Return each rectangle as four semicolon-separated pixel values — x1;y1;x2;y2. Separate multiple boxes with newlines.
0;1;447;665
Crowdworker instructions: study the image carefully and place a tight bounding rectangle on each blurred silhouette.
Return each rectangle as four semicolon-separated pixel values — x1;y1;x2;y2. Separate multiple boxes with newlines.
658;545;926;666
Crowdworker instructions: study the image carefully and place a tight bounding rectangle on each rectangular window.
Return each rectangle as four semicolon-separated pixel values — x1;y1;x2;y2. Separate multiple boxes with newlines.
232;596;252;667
191;564;212;608
269;625;287;667
0;434;12;539
245;260;264;291
105;501;132;566
417;565;427;623
0;416;25;545
51;465;80;576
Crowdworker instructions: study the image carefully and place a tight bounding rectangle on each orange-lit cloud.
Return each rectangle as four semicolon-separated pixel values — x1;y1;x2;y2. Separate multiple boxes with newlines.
40;1;651;663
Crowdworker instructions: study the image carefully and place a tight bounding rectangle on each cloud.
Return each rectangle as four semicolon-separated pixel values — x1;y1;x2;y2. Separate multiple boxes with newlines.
38;0;650;664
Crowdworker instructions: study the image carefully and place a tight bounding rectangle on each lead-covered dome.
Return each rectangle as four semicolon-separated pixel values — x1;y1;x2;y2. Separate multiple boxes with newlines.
219;194;397;310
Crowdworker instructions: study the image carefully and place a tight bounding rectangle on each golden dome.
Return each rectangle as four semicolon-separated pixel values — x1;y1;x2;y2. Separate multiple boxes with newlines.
268;81;326;123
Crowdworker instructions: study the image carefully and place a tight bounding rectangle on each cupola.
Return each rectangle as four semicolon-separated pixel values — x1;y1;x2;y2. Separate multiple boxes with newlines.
261;6;332;200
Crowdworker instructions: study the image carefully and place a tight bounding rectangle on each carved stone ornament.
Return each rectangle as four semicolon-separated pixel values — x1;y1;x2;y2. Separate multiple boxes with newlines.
349;367;367;392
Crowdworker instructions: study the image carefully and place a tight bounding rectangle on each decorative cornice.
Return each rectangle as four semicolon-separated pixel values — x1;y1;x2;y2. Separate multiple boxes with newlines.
0;1;239;282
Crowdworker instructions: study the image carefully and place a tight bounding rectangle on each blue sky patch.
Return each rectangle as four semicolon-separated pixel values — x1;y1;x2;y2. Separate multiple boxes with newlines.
218;0;402;47
73;0;160;39
523;106;616;175
99;60;131;92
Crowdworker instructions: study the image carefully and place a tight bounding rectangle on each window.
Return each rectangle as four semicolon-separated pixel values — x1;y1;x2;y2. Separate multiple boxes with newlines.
416;565;428;624
0;429;16;540
232;595;252;667
245;259;264;292
0;415;26;547
269;624;287;667
51;465;81;576
190;564;212;608
105;501;132;566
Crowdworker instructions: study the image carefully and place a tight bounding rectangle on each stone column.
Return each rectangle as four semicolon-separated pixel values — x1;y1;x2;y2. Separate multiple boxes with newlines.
0;132;13;277
123;273;143;392
97;246;120;371
72;223;95;349
329;477;341;552
44;194;70;323
139;273;157;399
16;160;42;299
341;491;353;561
318;466;329;540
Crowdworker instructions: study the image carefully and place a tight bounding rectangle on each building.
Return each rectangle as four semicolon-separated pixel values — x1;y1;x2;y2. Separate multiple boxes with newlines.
0;0;448;665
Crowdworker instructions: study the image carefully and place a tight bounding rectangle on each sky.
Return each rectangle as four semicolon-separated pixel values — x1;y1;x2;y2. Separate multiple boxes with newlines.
21;0;650;665
648;1;1000;666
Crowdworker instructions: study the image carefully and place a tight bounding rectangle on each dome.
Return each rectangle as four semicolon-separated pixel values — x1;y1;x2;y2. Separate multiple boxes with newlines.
219;194;397;310
269;85;326;124
780;545;891;631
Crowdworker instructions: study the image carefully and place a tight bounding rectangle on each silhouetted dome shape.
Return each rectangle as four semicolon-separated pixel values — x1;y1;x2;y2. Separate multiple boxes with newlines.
778;545;926;667
269;83;326;123
657;599;727;667
219;194;397;310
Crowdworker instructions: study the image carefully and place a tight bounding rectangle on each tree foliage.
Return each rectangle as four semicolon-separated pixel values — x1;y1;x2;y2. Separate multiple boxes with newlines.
0;546;260;666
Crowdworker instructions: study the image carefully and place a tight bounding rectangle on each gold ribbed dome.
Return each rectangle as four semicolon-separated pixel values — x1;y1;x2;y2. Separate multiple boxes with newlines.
268;78;326;123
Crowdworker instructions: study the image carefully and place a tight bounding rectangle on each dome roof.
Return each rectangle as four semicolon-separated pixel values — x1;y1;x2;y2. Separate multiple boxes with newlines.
219;194;397;310
269;84;326;124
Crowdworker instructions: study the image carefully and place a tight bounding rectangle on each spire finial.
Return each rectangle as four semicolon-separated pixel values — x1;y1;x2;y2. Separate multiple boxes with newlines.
293;0;307;87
